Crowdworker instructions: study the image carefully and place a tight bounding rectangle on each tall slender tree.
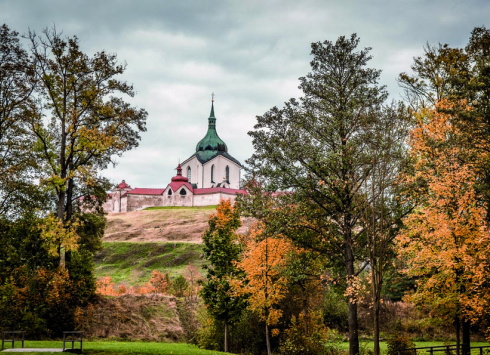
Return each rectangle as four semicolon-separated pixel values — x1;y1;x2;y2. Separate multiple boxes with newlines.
201;199;246;353
247;34;389;355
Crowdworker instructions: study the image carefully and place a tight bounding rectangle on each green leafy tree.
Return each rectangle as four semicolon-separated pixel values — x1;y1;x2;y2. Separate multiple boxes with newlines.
0;24;42;217
25;27;147;265
201;199;246;353
246;34;392;355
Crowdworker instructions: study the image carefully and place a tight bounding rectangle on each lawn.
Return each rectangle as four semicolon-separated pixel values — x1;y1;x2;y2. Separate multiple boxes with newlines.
338;341;490;353
94;242;207;285
3;341;227;354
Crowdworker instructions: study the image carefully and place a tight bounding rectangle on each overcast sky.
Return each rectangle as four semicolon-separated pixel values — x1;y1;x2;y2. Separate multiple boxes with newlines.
1;0;488;189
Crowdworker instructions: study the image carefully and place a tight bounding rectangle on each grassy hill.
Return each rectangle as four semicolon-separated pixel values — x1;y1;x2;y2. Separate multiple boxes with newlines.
94;242;206;285
97;205;252;285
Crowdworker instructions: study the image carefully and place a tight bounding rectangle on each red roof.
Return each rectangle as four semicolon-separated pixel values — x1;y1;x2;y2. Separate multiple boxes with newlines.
126;188;166;195
116;180;131;189
171;163;189;183
193;187;247;195
168;181;194;192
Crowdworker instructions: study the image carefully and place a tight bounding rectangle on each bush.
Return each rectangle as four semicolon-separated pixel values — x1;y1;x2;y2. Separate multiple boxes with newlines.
279;313;329;355
322;287;349;332
387;334;416;355
196;307;267;354
171;275;189;297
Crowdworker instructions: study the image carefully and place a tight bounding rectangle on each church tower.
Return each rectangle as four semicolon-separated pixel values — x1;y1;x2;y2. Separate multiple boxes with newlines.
181;99;241;189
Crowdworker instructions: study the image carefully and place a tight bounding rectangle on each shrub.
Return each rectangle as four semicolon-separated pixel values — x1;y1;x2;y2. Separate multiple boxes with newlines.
387;334;416;355
171;275;189;297
322;287;349;332
279;313;329;355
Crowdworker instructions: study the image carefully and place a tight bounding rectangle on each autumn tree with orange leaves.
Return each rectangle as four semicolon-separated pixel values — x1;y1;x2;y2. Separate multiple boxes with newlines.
232;222;292;355
398;100;490;351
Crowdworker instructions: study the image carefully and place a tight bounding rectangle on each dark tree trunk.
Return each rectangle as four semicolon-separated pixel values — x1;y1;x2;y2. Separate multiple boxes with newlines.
224;320;229;353
265;323;271;355
373;292;380;355
346;241;360;355
455;316;460;355
462;318;471;355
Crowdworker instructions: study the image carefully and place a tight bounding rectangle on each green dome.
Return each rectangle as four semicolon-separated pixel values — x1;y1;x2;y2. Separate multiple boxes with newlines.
195;102;228;153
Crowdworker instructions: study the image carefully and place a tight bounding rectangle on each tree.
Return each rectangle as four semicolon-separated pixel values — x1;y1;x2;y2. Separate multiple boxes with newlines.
25;27;147;265
232;223;292;355
398;26;490;349
0;24;41;217
246;34;390;355
200;199;245;353
398;100;490;351
360;102;411;355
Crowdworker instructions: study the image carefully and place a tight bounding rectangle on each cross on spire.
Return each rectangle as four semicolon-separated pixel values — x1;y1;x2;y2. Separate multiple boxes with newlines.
211;92;215;102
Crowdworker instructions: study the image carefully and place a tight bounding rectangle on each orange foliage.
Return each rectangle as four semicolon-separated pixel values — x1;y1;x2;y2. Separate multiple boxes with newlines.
398;100;490;326
184;263;203;299
232;222;293;328
96;270;172;297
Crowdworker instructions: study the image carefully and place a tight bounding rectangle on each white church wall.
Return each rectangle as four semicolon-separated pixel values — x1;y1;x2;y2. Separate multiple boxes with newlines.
181;156;201;186
193;193;238;206
162;185;194;207
202;156;240;189
126;194;164;212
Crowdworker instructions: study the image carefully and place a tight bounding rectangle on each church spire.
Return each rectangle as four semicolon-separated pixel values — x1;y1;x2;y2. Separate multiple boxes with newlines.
196;96;227;153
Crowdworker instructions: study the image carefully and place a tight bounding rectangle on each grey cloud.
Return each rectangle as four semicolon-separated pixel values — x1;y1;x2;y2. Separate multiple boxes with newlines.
1;0;488;188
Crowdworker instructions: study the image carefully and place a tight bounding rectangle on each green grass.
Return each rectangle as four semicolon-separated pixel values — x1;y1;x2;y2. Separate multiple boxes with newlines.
94;242;207;285
338;341;490;354
3;340;227;354
144;205;218;210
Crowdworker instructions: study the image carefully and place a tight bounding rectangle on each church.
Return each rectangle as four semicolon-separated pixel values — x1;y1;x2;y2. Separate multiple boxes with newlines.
104;99;246;213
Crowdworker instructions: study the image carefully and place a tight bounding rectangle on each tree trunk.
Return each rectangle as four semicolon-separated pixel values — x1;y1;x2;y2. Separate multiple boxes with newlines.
346;245;360;355
455;316;460;355
373;293;380;355
462;318;470;355
58;190;66;268
265;323;272;355
224;320;229;353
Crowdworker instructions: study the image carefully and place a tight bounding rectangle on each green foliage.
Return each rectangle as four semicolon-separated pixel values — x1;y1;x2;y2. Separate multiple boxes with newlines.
322;288;349;332
196;306;267;354
278;314;330;355
75;213;106;254
386;334;416;355
171;275;189;297
200;200;246;329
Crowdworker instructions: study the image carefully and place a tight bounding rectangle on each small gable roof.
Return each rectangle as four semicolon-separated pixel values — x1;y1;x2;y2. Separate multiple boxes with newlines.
168;181;194;193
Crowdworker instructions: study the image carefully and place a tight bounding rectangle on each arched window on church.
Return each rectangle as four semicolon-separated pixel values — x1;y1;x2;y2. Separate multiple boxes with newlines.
226;166;230;182
211;164;215;183
187;166;191;182
180;188;187;196
168;189;172;196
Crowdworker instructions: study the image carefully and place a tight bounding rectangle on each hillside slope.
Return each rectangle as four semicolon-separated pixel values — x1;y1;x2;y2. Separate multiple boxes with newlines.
104;206;252;243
